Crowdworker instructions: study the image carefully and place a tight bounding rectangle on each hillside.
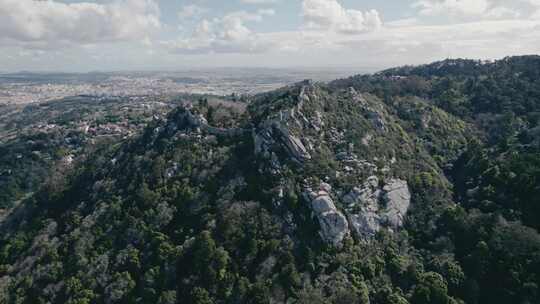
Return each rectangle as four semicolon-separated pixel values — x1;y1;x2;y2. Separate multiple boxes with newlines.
1;56;540;304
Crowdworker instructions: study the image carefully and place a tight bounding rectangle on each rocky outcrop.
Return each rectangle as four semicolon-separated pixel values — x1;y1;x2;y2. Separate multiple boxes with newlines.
250;82;410;244
253;118;312;164
343;176;381;237
348;87;388;133
304;183;349;247
343;176;411;239
381;179;411;228
173;109;249;138
276;125;311;162
252;82;324;164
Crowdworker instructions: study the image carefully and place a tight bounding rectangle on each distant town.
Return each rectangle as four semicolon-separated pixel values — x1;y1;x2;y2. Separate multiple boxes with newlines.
0;68;361;105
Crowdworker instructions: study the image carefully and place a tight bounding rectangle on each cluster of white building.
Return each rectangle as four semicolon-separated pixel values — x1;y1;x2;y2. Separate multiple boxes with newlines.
0;75;288;105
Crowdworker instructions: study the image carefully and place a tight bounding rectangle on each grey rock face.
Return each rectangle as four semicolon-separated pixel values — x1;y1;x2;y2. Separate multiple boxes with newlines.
366;110;387;132
343;177;411;239
348;87;388;133
348;213;381;238
252;82;324;164
381;179;411;227
276;126;311;162
312;111;324;132
304;184;349;247
174;109;248;138
253;121;312;164
336;151;378;177
186;112;207;127
343;176;382;238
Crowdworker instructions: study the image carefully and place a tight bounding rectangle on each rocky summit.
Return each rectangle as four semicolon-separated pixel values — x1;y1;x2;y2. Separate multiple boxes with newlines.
163;81;416;247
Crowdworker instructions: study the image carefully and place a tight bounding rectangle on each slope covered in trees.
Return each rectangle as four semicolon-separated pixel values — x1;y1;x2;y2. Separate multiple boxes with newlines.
1;56;539;304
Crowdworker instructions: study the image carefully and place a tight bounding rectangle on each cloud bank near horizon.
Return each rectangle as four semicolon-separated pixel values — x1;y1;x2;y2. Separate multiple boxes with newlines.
1;0;540;71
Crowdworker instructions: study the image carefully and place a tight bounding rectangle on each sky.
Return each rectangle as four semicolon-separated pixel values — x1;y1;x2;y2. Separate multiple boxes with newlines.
1;0;540;72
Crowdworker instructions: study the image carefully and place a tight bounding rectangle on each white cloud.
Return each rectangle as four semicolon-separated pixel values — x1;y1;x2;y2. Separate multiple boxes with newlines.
165;0;540;61
2;0;540;70
413;0;490;16
226;9;275;22
258;9;276;16
164;10;277;54
178;4;207;19
164;0;384;55
302;0;382;34
528;0;540;18
335;18;540;64
0;0;161;48
240;0;278;4
386;18;421;27
412;0;540;19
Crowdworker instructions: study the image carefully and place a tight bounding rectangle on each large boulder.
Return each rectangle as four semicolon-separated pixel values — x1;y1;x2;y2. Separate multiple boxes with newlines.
275;125;311;162
304;184;349;247
253;121;311;163
381;179;411;228
343;177;411;239
343;176;381;237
